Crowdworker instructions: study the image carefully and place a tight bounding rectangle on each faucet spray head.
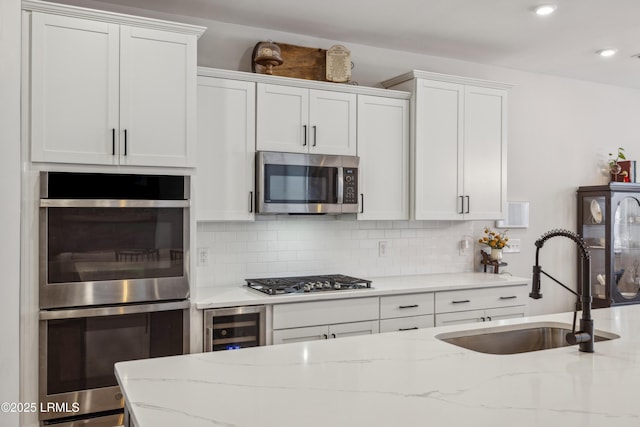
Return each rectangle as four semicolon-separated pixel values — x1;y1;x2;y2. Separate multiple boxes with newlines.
530;265;542;299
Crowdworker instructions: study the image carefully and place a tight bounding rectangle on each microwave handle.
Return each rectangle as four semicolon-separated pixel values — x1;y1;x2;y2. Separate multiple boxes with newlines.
337;167;344;204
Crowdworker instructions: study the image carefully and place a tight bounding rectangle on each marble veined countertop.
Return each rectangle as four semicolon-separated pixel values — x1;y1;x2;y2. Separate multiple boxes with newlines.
116;305;640;427
195;272;529;309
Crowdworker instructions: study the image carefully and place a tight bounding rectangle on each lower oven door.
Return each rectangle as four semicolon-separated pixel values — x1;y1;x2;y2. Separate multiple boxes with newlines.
39;300;190;422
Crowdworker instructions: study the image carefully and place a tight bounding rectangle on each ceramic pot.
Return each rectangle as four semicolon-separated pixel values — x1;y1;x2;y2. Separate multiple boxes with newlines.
490;248;503;261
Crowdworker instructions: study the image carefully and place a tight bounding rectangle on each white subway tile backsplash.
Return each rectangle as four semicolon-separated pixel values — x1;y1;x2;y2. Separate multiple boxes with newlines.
196;218;475;287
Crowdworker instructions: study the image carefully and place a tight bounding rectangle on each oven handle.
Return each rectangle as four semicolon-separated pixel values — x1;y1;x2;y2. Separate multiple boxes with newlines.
40;300;190;320
40;199;190;208
336;168;344;204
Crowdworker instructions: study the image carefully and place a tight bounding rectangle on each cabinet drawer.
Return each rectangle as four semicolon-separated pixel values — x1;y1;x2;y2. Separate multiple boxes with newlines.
435;285;528;314
380;293;434;319
273;297;379;330
380;315;434;333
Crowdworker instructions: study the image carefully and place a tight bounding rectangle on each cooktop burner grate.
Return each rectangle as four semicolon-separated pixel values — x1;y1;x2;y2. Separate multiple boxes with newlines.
245;274;372;295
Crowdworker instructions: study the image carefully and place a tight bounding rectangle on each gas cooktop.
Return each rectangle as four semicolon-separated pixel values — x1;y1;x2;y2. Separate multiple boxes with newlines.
245;274;372;295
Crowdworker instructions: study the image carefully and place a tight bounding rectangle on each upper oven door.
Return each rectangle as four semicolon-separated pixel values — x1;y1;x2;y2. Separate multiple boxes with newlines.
39;173;190;309
256;151;358;214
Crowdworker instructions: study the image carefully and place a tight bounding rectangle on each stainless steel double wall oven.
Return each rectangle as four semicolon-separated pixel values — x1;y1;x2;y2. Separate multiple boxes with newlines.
39;172;190;426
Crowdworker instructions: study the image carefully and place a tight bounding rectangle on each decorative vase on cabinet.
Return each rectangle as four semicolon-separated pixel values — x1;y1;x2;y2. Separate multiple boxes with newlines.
577;183;640;307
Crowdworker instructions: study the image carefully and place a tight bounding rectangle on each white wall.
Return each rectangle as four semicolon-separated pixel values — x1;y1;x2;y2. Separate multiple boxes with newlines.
0;0;22;426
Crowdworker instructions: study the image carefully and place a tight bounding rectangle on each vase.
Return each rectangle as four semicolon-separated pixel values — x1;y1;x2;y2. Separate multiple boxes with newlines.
490;248;502;261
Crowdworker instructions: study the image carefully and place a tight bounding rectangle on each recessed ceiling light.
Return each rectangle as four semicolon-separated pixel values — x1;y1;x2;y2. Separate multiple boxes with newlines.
534;4;557;16
597;48;618;57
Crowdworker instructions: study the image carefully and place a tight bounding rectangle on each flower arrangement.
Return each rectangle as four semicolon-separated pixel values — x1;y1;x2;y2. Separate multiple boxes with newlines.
478;227;509;249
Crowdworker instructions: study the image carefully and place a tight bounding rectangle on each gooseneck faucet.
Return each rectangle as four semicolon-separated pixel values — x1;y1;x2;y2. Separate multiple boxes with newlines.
530;229;594;353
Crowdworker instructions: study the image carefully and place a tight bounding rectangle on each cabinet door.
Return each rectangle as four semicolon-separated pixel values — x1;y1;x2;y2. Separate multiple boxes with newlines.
328;320;379;338
31;12;119;165
484;306;526;322
119;26;196;167
463;85;507;220
414;80;463;220
273;325;329;345
435;309;485;327
196;77;255;221
357;95;409;220
308;89;356;155
256;84;309;153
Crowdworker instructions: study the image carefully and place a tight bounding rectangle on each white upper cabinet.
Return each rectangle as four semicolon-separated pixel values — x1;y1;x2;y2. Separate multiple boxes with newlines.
357;95;409;220
383;71;511;221
30;13;120;165
256;83;357;156
25;1;205;168
119;26;196;167
196;76;255;221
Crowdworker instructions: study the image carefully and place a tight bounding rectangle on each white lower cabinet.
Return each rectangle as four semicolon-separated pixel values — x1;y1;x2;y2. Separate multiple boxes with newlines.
434;285;528;327
379;292;434;333
273;321;379;345
269;285;528;344
272;297;379;344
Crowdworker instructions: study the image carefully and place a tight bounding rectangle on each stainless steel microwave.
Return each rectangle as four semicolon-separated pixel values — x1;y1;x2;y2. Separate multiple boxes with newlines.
256;151;359;214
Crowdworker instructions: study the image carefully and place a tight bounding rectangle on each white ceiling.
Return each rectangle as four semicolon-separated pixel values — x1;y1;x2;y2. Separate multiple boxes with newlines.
56;0;640;90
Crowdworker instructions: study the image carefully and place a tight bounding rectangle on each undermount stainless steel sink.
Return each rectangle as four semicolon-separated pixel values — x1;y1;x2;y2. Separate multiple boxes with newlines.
436;322;619;355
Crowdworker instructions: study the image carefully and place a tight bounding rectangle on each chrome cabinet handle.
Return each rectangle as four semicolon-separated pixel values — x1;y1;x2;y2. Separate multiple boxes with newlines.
452;300;470;304
486;316;492;321
458;196;464;214
360;193;364;214
312;125;317;147
398;305;419;309
399;327;419;331
124;129;128;156
499;296;517;300
480;316;486;322
303;125;307;146
331;333;336;339
249;191;253;213
322;334;328;339
465;195;470;213
112;128;116;155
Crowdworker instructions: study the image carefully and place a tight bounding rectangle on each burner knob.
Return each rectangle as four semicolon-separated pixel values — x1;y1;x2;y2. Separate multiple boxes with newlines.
334;283;341;290
303;284;311;292
323;281;331;288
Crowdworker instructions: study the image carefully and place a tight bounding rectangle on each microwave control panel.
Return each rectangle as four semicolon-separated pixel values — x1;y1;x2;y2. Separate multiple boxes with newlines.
343;168;358;204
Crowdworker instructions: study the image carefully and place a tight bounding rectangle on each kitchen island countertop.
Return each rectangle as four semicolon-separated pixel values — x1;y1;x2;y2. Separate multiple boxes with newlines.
195;272;529;309
116;305;640;427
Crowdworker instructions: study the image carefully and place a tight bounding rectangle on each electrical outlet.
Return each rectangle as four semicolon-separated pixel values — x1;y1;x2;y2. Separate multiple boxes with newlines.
378;240;388;257
197;247;209;267
503;238;521;253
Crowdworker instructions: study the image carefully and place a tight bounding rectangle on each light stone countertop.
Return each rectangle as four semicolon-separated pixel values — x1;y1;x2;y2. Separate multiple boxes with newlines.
116;304;640;427
194;272;530;309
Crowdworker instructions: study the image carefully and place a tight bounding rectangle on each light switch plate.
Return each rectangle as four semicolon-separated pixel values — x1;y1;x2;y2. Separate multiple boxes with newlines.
503;239;521;253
